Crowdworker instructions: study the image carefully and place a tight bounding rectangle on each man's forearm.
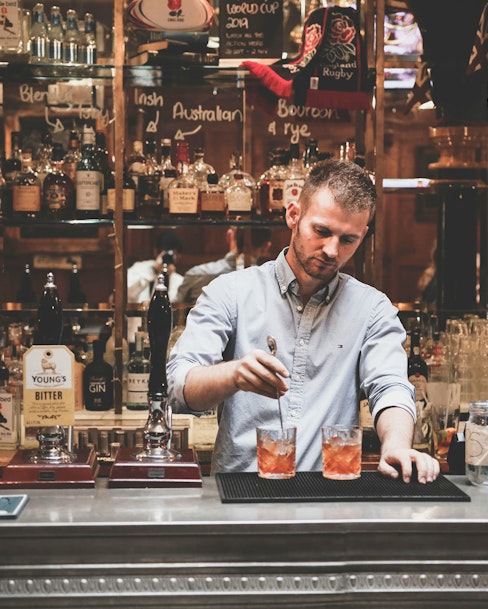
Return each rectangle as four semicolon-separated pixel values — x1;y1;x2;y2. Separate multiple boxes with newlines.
376;407;415;453
183;361;239;411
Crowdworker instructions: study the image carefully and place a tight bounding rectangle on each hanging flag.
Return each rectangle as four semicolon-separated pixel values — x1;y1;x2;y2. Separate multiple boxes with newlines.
403;58;432;115
466;1;488;75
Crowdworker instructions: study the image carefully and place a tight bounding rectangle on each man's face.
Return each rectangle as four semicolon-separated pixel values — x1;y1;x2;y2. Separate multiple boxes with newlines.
287;187;370;284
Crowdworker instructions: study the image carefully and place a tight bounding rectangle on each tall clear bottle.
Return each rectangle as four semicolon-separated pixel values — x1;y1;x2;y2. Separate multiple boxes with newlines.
258;148;288;218
168;141;199;219
159;138;176;217
75;125;101;219
12;149;41;219
29;2;48;63
47;5;64;64
303;138;320;173
126;140;146;190
189;146;215;190
35;131;53;187
225;172;253;220
63;8;80;64
81;12;96;64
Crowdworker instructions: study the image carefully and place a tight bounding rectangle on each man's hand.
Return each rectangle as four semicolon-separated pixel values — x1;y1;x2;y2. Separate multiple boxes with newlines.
232;349;290;399
378;447;440;484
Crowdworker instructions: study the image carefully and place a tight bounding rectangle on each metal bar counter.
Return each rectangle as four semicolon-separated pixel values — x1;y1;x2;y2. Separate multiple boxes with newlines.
1;475;488;608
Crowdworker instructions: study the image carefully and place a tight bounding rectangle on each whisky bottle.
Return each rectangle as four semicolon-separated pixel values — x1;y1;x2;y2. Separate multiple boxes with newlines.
81;12;97;65
63;8;80;64
147;273;172;397
47;5;64;64
219;151;256;194
0;355;19;450
126;330;151;410
34;271;63;345
257;148;287;218
75;125;101;219
168;141;199;219
29;2;48;63
189;146;215;190
35;131;53;187
283;142;305;211
62;130;81;182
408;328;431;451
16;263;36;304
42;142;75;219
83;339;114;411
126;140;146;190
225;172;253;220
137;137;162;220
303;138;320;172
200;172;226;218
67;262;86;305
106;169;136;219
2;131;22;217
12;149;41;219
159;138;176;217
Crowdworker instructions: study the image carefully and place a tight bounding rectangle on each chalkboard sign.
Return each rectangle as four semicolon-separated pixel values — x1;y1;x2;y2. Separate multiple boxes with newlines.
219;0;283;61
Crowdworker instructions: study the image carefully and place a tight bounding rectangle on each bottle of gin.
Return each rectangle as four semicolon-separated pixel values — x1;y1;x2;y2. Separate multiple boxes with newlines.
126;330;151;410
83;339;114;411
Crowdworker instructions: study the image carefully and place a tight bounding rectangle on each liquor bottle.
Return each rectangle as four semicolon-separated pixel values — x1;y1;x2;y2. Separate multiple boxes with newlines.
83;339;114;411
189;146;215;190
16;262;36;304
35;131;53;187
95;131;110;216
67;262;86;305
225;172;253;220
167;141;199;219
283;142;306;211
303;138;320;172
159;137;176;217
0;0;23;55
12;149;41;219
137;137;162;220
147;273;172;397
81;12;97;65
34;271;63;345
126;140;146;190
106;169;136;219
47;5;64;64
0;355;19;449
2;131;22;216
126;330;151;410
29;2;48;63
42;142;75;219
219;151;256;194
75;125;101;219
62;130;81;182
63;8;80;64
408;328;431;452
257;148;287;217
200;172;226;218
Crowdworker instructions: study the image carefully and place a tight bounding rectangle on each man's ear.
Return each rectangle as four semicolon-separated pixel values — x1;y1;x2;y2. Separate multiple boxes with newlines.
285;200;300;229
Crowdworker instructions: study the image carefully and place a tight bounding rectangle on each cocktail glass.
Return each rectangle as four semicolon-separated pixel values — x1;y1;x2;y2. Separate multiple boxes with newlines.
322;425;362;480
256;425;296;479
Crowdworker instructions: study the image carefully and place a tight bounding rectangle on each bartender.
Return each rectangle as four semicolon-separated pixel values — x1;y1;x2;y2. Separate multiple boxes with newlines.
168;159;440;484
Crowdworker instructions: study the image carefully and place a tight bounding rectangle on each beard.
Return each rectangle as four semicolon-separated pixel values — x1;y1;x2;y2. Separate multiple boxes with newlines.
291;226;339;283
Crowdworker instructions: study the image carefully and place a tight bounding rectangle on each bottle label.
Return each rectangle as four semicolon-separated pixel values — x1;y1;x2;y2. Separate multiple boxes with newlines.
44;184;67;211
268;180;284;211
127;373;150;405
0;391;16;448
107;188;135;212
76;171;101;210
466;423;488;466
283;178;304;208
12;185;41;212
201;191;226;213
168;187;199;214
226;190;252;212
0;0;21;51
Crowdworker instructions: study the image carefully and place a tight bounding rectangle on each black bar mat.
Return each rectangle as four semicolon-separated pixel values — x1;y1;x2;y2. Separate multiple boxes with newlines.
216;471;470;503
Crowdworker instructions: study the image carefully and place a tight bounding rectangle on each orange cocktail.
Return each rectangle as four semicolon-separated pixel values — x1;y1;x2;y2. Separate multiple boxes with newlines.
322;425;362;480
256;426;296;479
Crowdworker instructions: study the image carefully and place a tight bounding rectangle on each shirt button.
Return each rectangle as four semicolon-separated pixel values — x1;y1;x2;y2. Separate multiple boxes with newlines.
297;305;303;312
294;374;300;382
299;339;305;346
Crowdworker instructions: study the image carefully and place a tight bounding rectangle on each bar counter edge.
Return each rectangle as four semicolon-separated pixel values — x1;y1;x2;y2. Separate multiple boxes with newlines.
1;475;488;608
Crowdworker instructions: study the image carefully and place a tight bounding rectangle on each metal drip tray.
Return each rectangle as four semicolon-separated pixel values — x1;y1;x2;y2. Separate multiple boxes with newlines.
216;471;470;503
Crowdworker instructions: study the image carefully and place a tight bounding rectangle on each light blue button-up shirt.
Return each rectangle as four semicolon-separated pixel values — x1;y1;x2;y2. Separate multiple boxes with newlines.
167;248;415;474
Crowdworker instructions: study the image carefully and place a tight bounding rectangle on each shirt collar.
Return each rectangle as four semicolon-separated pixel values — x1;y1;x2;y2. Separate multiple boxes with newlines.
275;248;339;303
